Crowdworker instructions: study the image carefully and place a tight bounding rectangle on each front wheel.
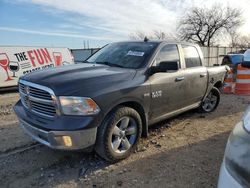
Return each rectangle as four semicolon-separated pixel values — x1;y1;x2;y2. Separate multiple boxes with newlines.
95;106;142;162
200;87;220;113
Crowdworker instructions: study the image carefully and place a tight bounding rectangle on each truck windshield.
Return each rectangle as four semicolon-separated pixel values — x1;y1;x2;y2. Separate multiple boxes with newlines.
86;42;158;69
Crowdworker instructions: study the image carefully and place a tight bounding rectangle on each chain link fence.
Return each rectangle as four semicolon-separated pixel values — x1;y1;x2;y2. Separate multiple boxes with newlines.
200;46;245;66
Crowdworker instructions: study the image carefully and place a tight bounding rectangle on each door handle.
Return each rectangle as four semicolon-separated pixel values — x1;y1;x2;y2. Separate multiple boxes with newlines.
200;73;207;77
175;77;185;82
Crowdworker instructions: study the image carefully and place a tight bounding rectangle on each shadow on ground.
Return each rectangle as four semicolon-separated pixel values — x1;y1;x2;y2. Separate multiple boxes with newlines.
81;131;229;188
0;87;18;94
6;131;230;188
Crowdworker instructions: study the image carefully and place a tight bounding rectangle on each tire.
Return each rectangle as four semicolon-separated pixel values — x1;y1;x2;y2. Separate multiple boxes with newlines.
199;87;220;113
95;106;142;162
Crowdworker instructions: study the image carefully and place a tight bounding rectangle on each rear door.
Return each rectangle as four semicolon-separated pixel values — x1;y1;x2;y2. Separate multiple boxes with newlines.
180;45;208;106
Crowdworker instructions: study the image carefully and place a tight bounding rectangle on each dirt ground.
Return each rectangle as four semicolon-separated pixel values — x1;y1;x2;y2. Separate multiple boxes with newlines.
0;91;249;188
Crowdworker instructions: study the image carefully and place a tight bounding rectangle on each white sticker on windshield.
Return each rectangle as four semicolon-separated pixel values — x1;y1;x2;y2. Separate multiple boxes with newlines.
127;50;145;57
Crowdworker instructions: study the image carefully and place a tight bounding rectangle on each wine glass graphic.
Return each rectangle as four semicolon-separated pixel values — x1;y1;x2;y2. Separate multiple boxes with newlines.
0;53;13;81
53;52;62;67
9;61;20;77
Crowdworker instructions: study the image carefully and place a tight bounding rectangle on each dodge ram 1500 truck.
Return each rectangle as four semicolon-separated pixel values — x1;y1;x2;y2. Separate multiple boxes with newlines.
14;41;227;162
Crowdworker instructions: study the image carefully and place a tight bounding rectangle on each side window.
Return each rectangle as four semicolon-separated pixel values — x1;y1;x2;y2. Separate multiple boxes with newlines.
182;45;202;68
155;44;180;67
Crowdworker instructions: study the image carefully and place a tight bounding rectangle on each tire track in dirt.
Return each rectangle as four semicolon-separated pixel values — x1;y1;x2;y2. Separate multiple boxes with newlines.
0;144;88;188
0;92;36;153
0;142;41;159
0;121;35;153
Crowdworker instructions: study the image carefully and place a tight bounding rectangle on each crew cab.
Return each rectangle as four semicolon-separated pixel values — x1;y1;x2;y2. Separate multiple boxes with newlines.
14;41;227;162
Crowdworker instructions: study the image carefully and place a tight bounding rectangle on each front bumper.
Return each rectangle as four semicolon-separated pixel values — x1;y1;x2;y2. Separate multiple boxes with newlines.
19;118;97;150
14;100;99;150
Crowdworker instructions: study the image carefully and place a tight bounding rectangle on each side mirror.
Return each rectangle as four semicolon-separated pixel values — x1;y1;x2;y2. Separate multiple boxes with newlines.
151;61;179;74
242;50;250;68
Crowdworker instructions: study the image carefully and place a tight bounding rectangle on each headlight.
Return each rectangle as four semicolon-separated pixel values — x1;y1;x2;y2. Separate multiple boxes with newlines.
59;96;100;115
243;106;250;132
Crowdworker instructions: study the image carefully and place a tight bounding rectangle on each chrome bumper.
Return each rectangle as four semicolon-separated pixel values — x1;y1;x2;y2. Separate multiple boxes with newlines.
19;119;97;150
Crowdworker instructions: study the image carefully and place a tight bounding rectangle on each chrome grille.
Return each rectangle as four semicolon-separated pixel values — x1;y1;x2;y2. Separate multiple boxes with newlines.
29;87;52;100
19;81;56;118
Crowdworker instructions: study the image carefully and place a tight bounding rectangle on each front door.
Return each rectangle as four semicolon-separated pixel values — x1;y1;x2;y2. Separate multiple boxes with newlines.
149;44;187;120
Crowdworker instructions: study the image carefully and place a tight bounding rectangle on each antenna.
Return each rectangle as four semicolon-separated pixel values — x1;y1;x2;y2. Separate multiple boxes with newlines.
144;36;149;42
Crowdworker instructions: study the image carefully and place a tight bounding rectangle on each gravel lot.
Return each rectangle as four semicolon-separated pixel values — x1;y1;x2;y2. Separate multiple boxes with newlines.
0;91;249;188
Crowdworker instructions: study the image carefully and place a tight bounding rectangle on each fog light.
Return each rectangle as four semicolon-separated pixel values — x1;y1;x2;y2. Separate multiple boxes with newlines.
62;136;72;147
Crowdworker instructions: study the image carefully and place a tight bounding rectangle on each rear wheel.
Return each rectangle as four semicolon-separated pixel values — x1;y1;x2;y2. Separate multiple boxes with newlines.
200;87;220;113
95;106;142;162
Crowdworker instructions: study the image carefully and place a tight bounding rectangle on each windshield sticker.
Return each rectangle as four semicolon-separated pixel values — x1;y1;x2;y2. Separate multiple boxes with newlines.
126;50;145;57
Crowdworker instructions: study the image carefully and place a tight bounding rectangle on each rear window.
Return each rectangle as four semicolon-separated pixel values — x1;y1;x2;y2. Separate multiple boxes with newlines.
87;42;158;69
182;45;202;68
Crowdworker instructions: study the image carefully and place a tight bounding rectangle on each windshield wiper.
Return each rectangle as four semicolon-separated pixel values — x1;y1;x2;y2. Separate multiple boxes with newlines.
81;60;90;63
96;61;124;68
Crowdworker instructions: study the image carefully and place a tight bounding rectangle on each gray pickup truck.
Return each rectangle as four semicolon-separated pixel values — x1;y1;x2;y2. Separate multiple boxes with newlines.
14;41;227;162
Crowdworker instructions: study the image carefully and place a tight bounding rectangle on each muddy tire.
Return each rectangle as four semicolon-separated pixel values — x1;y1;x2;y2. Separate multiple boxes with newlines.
199;87;220;113
95;106;142;162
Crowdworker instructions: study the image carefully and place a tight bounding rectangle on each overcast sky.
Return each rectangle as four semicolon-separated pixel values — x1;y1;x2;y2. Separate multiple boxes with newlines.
0;0;250;48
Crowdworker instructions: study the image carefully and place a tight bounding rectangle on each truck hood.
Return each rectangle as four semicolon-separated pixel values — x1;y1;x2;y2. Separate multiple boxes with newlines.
22;63;137;96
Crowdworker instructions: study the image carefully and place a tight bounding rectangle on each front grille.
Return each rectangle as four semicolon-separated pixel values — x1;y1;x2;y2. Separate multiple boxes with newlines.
19;81;56;118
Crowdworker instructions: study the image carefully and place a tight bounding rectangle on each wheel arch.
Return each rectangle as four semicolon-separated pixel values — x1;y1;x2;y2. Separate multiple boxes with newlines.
102;100;149;138
119;101;148;137
214;81;223;89
202;81;222;103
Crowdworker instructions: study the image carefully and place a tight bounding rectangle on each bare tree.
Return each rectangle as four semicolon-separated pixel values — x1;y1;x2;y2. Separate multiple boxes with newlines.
230;34;250;48
178;4;243;46
229;31;240;47
153;30;166;40
238;35;250;48
129;30;177;41
129;31;148;40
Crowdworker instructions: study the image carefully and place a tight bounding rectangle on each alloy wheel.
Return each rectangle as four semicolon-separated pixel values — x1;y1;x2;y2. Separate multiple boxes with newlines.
111;116;137;154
